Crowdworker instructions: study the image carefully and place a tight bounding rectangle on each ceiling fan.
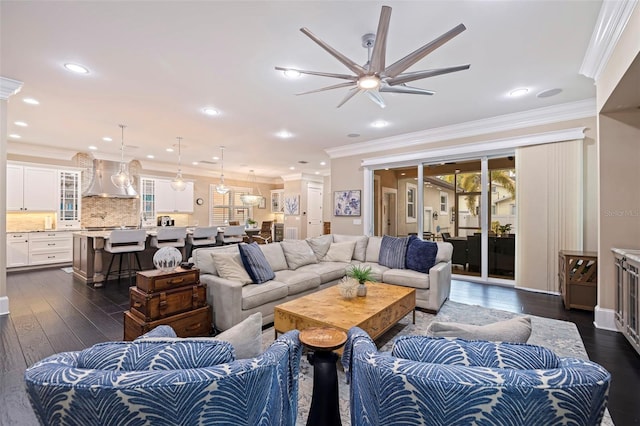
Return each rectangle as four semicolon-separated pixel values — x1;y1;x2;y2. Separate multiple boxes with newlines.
276;5;470;108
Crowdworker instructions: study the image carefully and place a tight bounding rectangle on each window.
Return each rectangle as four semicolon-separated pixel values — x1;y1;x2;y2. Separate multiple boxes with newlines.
209;185;253;225
406;183;417;223
440;192;449;214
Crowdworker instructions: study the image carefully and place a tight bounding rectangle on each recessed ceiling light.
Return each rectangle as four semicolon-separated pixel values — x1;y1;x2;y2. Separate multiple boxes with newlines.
192;161;199;165
9;134;21;139
276;130;293;138
289;166;295;170
203;107;219;116
102;137;112;142
400;172;406;176
146;154;155;159
508;87;529;97
347;133;360;138
315;171;320;175
212;156;219;160
166;148;174;152
283;69;301;78
64;63;89;74
371;120;388;128
537;88;563;98
88;145;98;150
23;98;39;105
14;121;27;127
320;161;326;166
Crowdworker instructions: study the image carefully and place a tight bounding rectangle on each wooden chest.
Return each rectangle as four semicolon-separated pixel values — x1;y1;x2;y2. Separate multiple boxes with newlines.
135;267;199;293
124;305;213;341
129;283;207;322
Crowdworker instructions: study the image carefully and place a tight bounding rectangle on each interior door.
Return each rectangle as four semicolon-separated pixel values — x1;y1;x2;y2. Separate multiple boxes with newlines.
381;188;397;236
307;185;323;238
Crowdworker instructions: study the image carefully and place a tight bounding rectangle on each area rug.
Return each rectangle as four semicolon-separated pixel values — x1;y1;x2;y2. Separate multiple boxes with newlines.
262;300;614;426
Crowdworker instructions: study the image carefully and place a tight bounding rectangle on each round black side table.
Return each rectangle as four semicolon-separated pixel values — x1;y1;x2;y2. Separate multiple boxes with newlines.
299;327;348;426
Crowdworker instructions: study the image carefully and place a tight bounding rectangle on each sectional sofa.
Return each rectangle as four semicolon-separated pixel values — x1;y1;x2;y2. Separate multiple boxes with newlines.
192;234;453;331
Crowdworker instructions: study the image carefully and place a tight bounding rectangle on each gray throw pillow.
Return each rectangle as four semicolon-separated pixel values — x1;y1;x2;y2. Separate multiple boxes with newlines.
281;239;318;270
135;312;263;359
427;316;532;343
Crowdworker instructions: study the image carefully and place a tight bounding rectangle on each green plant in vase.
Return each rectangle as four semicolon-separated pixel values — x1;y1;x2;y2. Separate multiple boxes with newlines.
347;265;373;297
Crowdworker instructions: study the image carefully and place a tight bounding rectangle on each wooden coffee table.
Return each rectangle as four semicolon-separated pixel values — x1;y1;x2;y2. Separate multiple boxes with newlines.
274;282;416;345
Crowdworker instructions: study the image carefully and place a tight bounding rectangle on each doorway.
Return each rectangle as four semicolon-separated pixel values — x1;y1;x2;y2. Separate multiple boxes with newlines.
381;188;397;236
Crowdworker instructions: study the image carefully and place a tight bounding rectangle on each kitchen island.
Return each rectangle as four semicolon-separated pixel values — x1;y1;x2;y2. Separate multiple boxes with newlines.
73;230;159;288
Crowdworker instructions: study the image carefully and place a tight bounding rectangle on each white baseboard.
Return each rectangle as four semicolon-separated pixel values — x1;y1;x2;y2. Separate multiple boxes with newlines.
0;296;9;316
594;305;617;331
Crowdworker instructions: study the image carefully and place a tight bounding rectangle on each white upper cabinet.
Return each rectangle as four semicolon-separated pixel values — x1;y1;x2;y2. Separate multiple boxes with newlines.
57;170;82;229
7;165;57;211
154;179;194;213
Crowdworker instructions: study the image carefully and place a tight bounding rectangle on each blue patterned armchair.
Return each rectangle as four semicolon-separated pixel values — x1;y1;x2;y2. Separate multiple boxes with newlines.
342;327;610;426
25;327;302;425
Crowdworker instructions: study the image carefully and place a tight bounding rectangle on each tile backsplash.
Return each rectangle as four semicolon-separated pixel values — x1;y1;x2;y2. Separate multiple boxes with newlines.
81;197;140;228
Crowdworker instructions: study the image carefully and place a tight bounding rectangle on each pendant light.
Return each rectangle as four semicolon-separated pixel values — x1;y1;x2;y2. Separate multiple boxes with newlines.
111;124;132;189
215;146;230;195
240;169;262;206
170;136;186;191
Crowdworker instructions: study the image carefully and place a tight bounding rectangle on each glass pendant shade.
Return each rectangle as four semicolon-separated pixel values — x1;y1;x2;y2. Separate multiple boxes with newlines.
111;124;132;189
171;137;186;191
240;169;262;206
216;146;230;194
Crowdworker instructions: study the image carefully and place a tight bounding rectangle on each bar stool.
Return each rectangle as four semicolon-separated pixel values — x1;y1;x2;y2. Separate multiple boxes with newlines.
220;225;245;245
150;227;187;260
104;229;147;285
186;226;219;258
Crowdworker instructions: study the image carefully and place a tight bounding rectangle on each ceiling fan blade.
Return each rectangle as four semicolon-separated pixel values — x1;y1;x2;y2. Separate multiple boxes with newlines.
387;64;471;86
366;90;386;108
384;23;466;78
296;81;357;96
275;67;357;81
369;5;392;73
337;87;361;108
300;27;367;76
380;85;435;95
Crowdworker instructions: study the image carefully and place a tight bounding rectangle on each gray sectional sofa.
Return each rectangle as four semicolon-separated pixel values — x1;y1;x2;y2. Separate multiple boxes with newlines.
192;234;453;331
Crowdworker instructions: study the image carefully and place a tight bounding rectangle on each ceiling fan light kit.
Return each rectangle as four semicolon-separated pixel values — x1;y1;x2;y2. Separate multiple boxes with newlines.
276;5;470;108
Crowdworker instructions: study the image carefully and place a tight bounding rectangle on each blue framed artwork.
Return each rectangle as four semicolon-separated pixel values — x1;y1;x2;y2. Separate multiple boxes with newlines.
284;194;300;215
334;190;361;216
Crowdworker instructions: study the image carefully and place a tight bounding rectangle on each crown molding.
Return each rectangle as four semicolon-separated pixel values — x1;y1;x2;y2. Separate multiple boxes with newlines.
0;77;23;100
326;98;596;159
580;0;639;81
361;127;587;169
280;172;324;183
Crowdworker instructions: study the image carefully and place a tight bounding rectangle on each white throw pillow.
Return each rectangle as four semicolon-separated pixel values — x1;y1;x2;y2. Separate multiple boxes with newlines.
365;236;383;263
322;241;356;263
427;316;532;343
280;240;318;270
306;234;333;260
211;252;252;284
333;234;368;261
136;312;263;359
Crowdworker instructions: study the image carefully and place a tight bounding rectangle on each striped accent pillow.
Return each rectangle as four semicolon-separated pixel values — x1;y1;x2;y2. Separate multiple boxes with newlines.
239;242;276;284
378;235;411;269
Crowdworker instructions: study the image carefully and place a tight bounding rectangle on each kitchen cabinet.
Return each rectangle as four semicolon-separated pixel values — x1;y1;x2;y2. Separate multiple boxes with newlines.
155;179;194;213
7;164;57;211
271;189;284;213
28;232;73;265
140;177;156;226
612;248;640;356
7;233;29;267
57;170;82;230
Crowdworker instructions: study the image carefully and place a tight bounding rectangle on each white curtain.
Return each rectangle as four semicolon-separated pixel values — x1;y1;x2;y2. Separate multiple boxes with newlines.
516;139;584;293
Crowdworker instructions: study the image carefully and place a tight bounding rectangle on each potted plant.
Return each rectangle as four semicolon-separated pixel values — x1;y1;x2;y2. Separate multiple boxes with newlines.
246;218;257;228
347;265;374;297
498;223;512;236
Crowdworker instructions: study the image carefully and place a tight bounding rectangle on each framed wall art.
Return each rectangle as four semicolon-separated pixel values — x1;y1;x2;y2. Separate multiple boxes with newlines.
284;194;300;215
334;190;361;216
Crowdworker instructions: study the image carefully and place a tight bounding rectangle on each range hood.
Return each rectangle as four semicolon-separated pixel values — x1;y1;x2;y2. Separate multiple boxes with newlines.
82;159;138;198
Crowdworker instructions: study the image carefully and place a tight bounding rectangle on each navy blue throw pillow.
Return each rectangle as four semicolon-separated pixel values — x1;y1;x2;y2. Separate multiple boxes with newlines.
405;238;439;273
238;242;275;284
378;235;412;269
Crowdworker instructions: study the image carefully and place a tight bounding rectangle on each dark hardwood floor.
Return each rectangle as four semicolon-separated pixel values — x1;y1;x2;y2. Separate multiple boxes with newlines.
1;269;639;425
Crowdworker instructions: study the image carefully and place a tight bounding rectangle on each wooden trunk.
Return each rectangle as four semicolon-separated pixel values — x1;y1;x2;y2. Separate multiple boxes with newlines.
123;305;213;341
129;283;207;322
135;267;199;293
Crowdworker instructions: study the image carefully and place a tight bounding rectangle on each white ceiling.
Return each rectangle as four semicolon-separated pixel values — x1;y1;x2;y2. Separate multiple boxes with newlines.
1;1;602;179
